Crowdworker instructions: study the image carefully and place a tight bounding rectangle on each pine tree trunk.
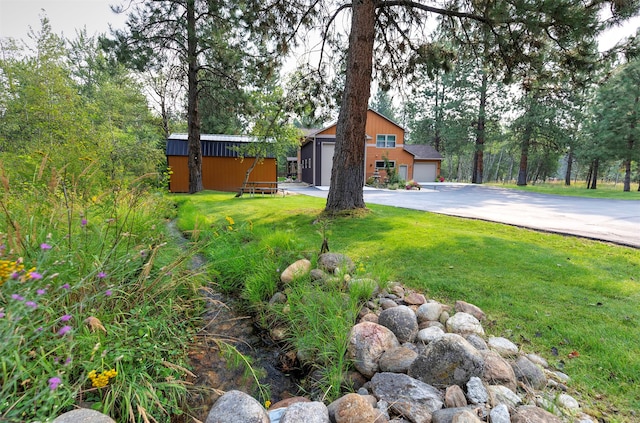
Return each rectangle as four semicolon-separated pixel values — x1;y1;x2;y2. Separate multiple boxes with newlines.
564;149;573;186
325;0;376;212
590;159;599;189
472;70;488;184
187;0;203;194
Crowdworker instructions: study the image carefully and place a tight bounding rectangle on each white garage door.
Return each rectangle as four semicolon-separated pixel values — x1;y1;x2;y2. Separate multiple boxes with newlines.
413;163;437;182
321;143;334;186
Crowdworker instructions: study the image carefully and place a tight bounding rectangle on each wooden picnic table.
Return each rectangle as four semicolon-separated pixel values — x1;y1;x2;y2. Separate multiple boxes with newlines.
238;181;281;197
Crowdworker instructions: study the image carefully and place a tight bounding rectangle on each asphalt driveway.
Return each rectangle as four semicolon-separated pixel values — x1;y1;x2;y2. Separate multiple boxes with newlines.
285;183;640;248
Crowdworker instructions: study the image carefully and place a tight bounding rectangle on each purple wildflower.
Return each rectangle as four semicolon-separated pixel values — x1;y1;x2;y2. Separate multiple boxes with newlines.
48;377;62;390
61;283;70;290
36;326;43;332
60;314;72;322
105;289;112;297
10;272;19;280
57;326;72;336
64;357;72;366
81;218;87;227
11;294;24;301
0;312;5;318
28;271;43;280
97;271;107;279
25;301;37;309
37;289;46;295
40;243;52;250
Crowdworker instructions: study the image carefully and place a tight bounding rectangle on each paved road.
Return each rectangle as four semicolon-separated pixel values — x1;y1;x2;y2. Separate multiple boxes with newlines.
285;183;640;248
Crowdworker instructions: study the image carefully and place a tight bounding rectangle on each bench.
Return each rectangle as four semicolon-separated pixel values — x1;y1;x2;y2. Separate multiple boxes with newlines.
237;182;284;197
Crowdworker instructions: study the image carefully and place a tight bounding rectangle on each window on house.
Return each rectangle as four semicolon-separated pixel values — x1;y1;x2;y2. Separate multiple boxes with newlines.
375;160;395;170
376;134;396;148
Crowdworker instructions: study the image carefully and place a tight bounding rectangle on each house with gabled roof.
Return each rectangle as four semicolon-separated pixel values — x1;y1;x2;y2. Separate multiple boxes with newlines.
298;109;442;185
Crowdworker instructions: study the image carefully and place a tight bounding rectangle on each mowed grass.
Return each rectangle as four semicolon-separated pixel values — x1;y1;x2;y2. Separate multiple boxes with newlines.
493;181;640;200
175;191;640;421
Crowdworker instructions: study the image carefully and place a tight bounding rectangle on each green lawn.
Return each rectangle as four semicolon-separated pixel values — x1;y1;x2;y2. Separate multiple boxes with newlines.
175;191;640;422
491;181;640;200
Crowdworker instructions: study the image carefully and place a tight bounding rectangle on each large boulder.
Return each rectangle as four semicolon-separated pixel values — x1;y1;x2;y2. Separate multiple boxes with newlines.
52;409;115;423
511;356;547;390
511;405;562;423
378;346;418;373
318;253;355;274
446;313;485;336
281;401;330;423
347;322;400;378
378;305;419;343
454;301;486;321
206;390;269;423
331;393;383;423
281;259;312;284
369;372;443;423
408;334;485;388
479;350;517;392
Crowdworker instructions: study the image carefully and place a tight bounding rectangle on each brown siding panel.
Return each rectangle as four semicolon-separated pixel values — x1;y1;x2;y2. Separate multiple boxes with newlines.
167;156;276;193
167;156;189;193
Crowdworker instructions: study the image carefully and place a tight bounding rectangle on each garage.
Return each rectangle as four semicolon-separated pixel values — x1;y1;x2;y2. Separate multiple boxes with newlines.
413;163;437;182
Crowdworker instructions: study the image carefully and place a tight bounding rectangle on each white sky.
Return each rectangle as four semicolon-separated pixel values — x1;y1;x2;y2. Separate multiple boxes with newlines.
0;0;128;41
0;1;638;53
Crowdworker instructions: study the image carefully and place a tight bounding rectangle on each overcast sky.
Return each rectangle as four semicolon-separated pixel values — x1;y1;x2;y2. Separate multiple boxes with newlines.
0;0;638;52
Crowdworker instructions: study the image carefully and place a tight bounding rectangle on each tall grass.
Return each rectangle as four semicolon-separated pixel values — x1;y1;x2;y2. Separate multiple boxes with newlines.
0;161;206;422
176;191;640;422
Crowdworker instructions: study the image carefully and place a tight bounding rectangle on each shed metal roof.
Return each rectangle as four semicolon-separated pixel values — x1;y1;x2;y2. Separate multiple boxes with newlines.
166;133;275;158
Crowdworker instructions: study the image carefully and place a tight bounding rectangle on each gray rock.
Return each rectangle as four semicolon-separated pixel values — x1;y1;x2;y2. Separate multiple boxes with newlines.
445;312;485;336
419;320;445;330
444;385;467;408
463;334;487;351
379;346;418;373
465;377;488;404
370;372;443;423
511;405;562;423
431;407;478;423
557;393;580;410
408;333;485;388
280;259;312;283
361;313;379;323
511;356;547;390
318;253;355;273
310;268;326;281
380;298;399;310
439;311;450;325
269;292;287;306
487;337;518;356
488;404;510;423
454;301;486;321
416;302;444;322
452;410;482;423
526;353;548;368
416;326;445;344
479;350;517;392
378;305;419;343
487;385;522;408
347;322;400;378
206;390;269;423
52;409;115;423
281;401;329;423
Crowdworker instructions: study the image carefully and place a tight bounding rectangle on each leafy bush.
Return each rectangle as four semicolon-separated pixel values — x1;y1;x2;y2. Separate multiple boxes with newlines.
0;165;204;422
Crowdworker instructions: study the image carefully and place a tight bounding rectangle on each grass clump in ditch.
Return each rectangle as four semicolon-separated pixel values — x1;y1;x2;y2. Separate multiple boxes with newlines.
0;169;206;422
175;191;640;422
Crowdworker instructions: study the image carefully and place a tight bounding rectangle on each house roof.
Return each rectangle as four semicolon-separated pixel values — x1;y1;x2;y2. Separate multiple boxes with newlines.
403;144;443;160
166;133;274;158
